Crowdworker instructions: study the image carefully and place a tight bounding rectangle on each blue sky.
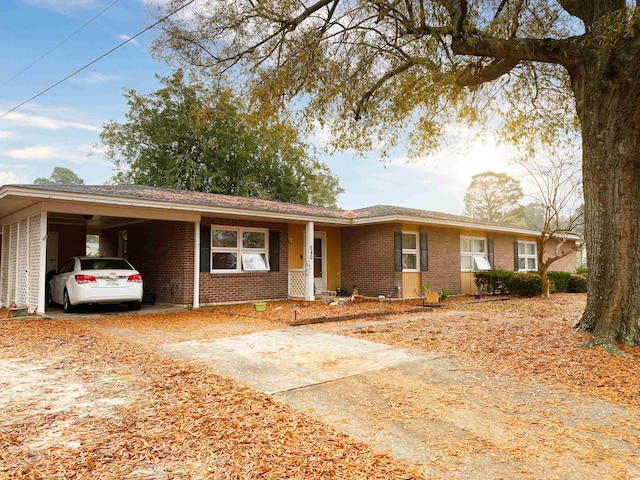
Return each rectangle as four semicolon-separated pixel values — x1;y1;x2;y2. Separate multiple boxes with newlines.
0;0;521;215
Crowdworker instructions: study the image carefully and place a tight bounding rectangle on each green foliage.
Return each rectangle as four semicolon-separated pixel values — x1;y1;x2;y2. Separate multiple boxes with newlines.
474;270;513;295
464;172;524;224
507;272;542;297
100;71;343;207
34;167;84;185
568;274;588;293
439;288;450;300
576;265;587;275
547;271;571;293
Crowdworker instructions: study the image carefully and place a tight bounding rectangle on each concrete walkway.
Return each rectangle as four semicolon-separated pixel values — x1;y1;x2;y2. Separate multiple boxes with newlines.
158;325;640;479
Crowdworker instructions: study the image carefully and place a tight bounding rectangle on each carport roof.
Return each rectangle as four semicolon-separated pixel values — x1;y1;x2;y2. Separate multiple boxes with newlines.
0;184;544;235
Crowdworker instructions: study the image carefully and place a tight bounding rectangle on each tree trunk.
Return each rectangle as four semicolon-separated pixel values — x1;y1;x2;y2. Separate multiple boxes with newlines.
540;264;551;299
571;44;640;352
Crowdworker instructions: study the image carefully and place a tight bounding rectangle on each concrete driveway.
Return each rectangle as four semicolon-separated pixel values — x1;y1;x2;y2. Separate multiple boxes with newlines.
158;324;640;479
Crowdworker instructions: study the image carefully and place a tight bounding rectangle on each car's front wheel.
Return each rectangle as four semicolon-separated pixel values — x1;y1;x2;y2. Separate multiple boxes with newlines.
63;289;75;313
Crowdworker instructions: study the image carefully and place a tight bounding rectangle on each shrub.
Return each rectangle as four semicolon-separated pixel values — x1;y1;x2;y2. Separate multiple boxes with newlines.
547;271;571;293
474;270;513;295
568;273;587;293
508;272;542;296
576;265;587;275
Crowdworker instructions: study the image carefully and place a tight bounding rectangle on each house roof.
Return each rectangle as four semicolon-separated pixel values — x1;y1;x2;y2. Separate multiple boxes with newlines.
0;184;544;236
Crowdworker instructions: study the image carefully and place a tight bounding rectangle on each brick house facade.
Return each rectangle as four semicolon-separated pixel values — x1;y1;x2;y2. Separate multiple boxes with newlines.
0;185;580;313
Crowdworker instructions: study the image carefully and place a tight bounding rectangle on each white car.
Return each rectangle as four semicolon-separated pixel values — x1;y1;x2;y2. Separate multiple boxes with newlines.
48;256;143;313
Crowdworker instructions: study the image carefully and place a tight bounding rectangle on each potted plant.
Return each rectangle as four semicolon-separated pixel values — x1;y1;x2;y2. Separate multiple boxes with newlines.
351;287;363;303
420;283;440;304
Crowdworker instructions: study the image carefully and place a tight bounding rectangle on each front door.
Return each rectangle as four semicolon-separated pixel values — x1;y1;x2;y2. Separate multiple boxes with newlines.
313;233;326;293
46;231;59;273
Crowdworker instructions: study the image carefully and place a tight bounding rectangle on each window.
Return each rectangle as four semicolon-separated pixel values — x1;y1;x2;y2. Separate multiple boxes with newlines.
402;232;419;272
517;241;538;271
461;236;491;272
211;226;270;272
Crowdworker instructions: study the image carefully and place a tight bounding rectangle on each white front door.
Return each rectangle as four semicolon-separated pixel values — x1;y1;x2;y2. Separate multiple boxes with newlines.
313;233;327;293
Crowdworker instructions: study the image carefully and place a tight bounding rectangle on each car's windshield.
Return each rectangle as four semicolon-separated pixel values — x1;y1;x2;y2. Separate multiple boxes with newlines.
80;259;133;270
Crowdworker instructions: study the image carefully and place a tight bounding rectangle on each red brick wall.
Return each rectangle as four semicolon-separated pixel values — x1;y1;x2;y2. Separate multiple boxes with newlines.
48;223;87;270
199;217;288;304
341;223;402;297
420;226;462;294
491;233;517;271
545;239;577;272
103;220;194;305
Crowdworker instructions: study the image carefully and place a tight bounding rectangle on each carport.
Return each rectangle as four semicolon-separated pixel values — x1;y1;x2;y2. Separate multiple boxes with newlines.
0;185;201;314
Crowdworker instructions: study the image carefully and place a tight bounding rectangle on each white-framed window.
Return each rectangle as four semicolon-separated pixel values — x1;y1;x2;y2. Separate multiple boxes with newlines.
460;236;491;272
517;241;538;271
402;231;419;272
211;226;270;273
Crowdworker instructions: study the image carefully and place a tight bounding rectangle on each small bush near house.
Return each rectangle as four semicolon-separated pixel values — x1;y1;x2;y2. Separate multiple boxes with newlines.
475;270;513;295
568;273;588;293
576;265;587;275
508;272;542;297
548;271;571;293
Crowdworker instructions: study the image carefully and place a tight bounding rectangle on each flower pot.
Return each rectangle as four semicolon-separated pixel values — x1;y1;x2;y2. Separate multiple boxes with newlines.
352;295;363;303
254;302;267;312
425;292;440;304
10;307;28;317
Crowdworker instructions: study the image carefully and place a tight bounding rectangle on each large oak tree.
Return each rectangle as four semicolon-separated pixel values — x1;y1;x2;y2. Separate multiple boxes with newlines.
152;1;640;354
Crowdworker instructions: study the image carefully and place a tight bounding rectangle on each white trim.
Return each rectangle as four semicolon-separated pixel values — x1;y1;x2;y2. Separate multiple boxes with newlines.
210;225;270;273
401;231;420;272
37;212;47;314
193;220;200;309
461;235;490;272
305;221;314;301
314;231;327;292
517;240;538;272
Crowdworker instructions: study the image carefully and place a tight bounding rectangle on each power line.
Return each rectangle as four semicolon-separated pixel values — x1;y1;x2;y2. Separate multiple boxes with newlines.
0;0;199;120
0;0;122;89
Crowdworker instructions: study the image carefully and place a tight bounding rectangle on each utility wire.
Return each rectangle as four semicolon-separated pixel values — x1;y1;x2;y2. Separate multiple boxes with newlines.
0;0;199;120
0;0;122;89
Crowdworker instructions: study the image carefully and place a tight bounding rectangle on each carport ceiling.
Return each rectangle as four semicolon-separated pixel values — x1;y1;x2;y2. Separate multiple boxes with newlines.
48;212;147;233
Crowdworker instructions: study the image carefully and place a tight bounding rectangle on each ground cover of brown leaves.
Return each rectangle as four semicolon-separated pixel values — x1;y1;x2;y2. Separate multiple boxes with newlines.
2;294;640;479
0;315;420;479
336;294;640;410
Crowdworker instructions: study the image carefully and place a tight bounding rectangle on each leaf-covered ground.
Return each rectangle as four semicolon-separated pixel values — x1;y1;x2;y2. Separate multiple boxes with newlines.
1;294;639;478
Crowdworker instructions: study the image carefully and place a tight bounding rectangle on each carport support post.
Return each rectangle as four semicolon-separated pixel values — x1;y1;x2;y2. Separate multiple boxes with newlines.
305;221;314;301
192;220;200;309
37;212;47;315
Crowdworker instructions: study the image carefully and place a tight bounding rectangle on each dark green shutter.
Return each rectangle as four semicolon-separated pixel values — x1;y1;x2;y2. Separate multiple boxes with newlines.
513;241;519;271
269;230;280;272
200;226;211;273
394;231;402;272
488;239;495;269
420;234;429;271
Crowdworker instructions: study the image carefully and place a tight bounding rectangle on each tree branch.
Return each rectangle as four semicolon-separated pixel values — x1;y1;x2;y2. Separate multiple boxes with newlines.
456;57;519;86
451;33;584;69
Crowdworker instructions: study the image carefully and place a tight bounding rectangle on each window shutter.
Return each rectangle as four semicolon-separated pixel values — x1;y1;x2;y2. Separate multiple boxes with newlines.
269;230;280;272
200;226;211;273
420;234;429;271
513;241;519;271
394;231;402;272
488;238;495;269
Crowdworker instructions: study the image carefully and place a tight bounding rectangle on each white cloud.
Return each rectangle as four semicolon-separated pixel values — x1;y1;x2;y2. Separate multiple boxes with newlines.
70;72;124;84
2;111;100;132
117;34;142;48
0;131;13;139
3;145;90;164
0;170;28;185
